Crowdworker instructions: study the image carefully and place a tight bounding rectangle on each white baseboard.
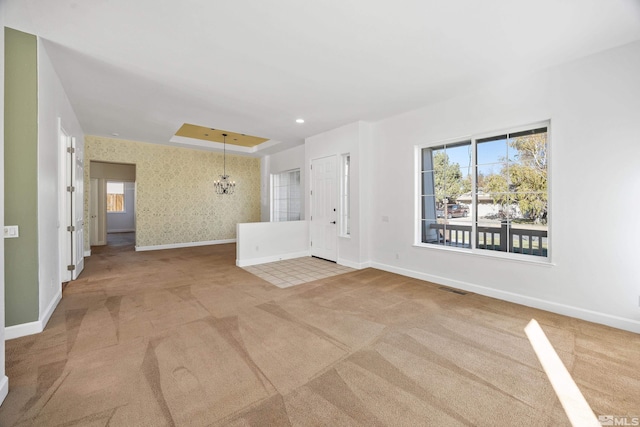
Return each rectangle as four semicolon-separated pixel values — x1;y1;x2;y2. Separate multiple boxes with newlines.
0;376;8;407
5;291;62;340
370;261;640;334
5;320;41;340
84;250;91;257
237;250;311;267
338;259;372;270
107;229;135;233
136;239;236;252
41;290;62;330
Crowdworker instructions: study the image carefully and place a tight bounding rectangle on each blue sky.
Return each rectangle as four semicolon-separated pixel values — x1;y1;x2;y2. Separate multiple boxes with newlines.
442;137;510;179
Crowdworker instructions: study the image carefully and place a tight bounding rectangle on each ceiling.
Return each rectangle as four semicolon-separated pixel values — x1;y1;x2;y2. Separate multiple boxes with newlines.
5;0;640;156
175;124;269;147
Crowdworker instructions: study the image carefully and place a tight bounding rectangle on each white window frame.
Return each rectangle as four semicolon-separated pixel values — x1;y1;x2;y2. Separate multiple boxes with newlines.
414;121;551;264
340;153;351;237
270;168;301;222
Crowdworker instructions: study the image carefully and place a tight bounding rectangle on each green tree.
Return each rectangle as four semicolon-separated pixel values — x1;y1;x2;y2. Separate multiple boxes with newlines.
510;133;548;222
434;151;465;204
484;173;509;206
484;133;548;222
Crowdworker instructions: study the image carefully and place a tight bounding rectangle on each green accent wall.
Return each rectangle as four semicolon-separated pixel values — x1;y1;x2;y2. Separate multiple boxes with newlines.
4;27;39;326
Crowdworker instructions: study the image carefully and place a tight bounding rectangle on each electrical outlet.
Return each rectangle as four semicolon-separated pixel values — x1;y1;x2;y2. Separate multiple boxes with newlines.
395;253;400;260
4;225;19;238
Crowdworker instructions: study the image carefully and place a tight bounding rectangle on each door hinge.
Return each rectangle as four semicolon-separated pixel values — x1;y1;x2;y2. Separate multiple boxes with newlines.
310;241;312;247
67;186;75;192
67;264;76;271
67;226;75;232
310;190;313;196
67;147;75;154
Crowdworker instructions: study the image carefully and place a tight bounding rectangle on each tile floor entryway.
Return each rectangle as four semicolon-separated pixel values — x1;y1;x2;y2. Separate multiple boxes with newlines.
243;257;355;288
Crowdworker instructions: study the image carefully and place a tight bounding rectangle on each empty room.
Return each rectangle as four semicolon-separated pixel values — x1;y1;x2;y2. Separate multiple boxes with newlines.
1;1;639;426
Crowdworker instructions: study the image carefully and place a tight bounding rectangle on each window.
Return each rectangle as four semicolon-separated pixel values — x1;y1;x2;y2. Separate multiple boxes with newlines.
106;181;125;213
419;123;549;259
271;169;301;221
341;154;351;236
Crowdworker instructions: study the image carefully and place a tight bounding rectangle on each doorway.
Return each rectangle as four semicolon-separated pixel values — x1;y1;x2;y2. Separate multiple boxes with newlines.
310;155;338;261
89;161;136;250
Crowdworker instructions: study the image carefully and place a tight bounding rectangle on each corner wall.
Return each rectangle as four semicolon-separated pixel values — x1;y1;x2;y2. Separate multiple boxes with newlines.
305;121;373;269
370;40;640;332
4;29;84;336
1;6;11;406
4;27;38;327
37;37;84;328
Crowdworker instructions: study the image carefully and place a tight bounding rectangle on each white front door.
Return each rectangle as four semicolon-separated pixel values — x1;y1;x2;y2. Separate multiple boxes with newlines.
310;155;337;261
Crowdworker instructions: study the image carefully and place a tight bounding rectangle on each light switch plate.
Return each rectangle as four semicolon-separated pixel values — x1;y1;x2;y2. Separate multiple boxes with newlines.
4;225;19;238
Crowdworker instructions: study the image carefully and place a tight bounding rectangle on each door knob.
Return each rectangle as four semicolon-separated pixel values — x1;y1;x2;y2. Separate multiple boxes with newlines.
330;221;336;224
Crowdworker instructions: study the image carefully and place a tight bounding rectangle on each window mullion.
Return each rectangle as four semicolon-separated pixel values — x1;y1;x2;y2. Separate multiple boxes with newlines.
417;121;548;260
471;138;477;251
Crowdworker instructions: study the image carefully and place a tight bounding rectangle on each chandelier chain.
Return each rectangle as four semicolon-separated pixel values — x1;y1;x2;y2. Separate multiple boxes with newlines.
214;133;236;195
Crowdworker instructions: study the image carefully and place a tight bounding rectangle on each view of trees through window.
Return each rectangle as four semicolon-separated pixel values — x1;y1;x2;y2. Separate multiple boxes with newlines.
421;125;548;257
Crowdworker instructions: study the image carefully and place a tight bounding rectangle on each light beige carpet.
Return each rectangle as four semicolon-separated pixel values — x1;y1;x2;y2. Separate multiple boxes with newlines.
1;242;638;426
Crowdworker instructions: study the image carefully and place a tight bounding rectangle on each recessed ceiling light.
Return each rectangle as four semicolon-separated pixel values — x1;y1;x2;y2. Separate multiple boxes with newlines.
296;118;305;124
112;132;119;136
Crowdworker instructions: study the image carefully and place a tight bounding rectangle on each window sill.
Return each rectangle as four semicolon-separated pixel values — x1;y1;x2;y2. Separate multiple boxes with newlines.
412;243;555;267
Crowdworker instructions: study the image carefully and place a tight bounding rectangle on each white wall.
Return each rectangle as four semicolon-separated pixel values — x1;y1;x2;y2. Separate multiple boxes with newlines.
261;144;305;222
1;3;10;406
107;182;135;232
37;39;84;325
236;221;309;267
305;121;373;269
370;40;640;332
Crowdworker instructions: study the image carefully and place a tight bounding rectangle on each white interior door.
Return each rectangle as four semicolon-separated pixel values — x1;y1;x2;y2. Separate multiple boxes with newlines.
310;155;337;261
59;126;85;281
58;123;72;283
72;137;84;279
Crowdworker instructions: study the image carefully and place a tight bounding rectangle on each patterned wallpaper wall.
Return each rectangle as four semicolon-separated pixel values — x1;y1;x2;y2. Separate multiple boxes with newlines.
84;136;261;251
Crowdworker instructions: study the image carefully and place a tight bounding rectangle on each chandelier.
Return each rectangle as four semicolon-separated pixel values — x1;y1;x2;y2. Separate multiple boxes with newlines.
214;133;236;195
